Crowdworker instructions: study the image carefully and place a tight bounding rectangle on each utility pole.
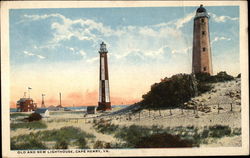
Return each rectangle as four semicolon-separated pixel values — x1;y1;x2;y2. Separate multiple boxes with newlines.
59;92;62;106
23;92;27;98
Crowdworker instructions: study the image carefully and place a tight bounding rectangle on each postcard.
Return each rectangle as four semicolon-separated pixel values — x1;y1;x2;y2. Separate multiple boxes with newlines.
1;1;249;157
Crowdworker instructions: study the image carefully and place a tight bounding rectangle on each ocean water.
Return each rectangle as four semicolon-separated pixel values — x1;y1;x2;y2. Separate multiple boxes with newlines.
10;105;129;112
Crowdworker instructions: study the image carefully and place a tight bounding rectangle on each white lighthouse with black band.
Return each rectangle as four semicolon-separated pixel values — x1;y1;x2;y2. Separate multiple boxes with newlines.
97;42;111;111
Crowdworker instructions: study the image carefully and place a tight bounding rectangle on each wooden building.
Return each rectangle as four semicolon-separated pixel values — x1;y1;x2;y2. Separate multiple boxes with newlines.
16;98;37;112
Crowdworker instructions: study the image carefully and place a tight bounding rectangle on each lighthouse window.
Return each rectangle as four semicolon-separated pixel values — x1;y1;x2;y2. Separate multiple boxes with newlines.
202;31;206;35
203;47;206;51
203;67;207;71
201;18;205;23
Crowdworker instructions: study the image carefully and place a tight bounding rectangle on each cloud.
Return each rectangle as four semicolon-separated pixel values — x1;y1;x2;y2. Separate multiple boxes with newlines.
37;55;46;59
171;46;192;54
21;11;200;62
78;50;87;57
86;56;99;63
174;11;195;29
211;36;231;45
23;13;111;45
209;13;238;23
23;51;46;59
23;51;35;56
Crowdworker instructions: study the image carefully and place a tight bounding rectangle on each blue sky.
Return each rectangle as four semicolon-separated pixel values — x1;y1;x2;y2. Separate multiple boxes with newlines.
9;6;240;106
10;6;239;68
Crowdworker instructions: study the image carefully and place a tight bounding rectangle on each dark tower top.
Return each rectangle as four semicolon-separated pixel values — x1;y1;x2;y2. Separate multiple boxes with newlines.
99;42;108;53
195;4;209;19
196;4;207;13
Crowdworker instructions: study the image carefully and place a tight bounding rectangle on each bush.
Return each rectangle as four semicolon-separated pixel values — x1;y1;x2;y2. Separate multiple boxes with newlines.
10;113;30;118
36;126;95;142
10;121;47;130
54;139;68;149
93;120;119;134
114;125;166;147
93;140;111;149
208;125;231;138
195;72;215;83
27;113;42;122
195;71;234;83
214;71;234;82
197;82;213;94
236;73;241;78
11;137;47;150
140;74;197;109
11;126;95;150
232;128;241;135
75;137;88;149
135;133;193;148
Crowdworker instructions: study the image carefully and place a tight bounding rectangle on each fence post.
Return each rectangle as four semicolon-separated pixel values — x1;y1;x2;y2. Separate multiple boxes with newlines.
159;109;161;116
148;109;151;117
169;108;172;115
195;105;199;118
139;112;141;121
181;104;184;115
218;104;220;114
230;103;233;111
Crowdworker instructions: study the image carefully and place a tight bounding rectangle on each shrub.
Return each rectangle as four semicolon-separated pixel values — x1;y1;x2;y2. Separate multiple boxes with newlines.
10;113;30;118
114;125;162;147
36;126;95;142
236;73;241;78
197;82;213;94
195;72;215;83
135;133;193;148
11;137;47;150
93;120;119;134
208;125;231;138
27;113;42;122
93;140;111;149
140;74;197;109
214;71;234;82
10;121;47;130
75;137;88;149
195;71;234;83
232;128;241;136
54;139;68;149
11;126;95;150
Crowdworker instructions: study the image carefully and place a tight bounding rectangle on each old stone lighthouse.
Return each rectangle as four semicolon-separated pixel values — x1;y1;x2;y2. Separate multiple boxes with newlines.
97;42;111;111
192;5;213;75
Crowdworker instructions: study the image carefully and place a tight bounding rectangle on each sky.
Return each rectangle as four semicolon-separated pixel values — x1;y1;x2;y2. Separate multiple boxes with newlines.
9;6;240;107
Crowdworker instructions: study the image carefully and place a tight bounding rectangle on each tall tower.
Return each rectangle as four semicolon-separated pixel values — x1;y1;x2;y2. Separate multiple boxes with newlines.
192;4;213;75
97;42;111;111
41;94;45;108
